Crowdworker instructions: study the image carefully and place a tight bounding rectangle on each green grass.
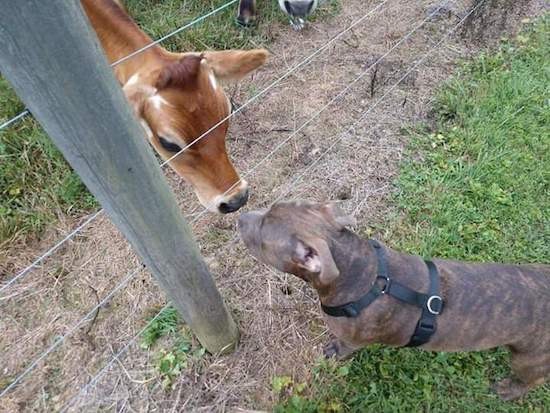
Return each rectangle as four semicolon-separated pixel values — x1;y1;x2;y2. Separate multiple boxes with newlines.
140;305;206;389
125;0;285;51
0;78;97;243
274;16;549;413
141;305;181;348
124;0;341;51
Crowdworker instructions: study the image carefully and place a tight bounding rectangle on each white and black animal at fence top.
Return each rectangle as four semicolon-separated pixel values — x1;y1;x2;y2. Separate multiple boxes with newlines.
237;0;321;29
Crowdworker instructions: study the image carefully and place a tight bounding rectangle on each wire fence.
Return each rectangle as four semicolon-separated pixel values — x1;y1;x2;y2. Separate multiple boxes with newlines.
0;0;239;133
0;108;31;130
1;0;489;409
1;0;392;396
0;0;390;294
62;1;485;409
0;0;237;293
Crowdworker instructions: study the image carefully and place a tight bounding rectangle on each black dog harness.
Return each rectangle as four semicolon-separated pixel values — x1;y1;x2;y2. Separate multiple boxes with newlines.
321;240;444;347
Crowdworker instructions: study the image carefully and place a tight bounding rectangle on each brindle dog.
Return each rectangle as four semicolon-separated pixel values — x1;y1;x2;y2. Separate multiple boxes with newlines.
237;200;550;400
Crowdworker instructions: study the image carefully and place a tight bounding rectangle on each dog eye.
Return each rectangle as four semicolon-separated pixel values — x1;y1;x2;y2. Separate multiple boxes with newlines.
158;136;182;153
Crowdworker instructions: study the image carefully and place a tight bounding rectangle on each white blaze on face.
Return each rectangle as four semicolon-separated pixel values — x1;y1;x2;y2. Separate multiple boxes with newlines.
125;73;140;87
208;72;218;91
149;94;171;110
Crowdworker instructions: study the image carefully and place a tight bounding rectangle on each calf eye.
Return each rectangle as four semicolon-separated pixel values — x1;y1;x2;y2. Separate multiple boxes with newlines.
158;136;182;153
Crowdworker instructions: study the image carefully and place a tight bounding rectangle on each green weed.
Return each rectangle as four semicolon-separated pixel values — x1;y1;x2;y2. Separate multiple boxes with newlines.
141;305;206;389
141;306;181;349
0;77;98;243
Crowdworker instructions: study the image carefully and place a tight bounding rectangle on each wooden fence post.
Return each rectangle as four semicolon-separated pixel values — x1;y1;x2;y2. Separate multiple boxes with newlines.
0;0;239;354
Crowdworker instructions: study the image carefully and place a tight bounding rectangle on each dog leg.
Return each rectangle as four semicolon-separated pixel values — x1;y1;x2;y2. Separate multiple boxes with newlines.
323;338;358;360
493;349;549;401
492;377;536;401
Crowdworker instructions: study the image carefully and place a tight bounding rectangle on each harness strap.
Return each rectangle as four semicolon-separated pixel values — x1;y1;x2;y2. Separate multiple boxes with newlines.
320;239;444;347
321;283;383;318
321;240;387;318
405;260;443;347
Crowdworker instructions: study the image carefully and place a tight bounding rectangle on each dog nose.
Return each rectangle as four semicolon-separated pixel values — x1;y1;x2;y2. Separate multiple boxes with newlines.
283;0;315;17
218;188;249;214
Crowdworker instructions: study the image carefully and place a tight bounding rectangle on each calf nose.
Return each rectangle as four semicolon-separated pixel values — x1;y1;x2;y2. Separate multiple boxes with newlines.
284;0;315;17
218;188;249;214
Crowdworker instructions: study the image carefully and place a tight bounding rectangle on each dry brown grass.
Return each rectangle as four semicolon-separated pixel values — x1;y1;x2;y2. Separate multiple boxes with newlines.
1;0;545;411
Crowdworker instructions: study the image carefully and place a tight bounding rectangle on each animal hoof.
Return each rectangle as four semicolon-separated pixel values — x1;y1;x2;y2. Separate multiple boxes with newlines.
235;16;255;28
491;378;528;401
289;17;306;31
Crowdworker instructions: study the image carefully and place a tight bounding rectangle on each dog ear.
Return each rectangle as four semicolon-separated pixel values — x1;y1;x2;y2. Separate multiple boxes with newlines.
321;202;356;229
293;237;339;285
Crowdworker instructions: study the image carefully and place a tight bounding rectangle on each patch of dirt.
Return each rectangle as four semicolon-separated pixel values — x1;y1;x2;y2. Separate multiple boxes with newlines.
0;0;545;412
460;0;548;44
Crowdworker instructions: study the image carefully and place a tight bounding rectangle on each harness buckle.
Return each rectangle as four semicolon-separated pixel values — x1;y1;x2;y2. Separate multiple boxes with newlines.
426;295;443;315
418;320;435;332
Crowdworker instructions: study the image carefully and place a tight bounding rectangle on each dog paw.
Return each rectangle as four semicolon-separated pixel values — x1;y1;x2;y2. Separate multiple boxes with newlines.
491;378;528;401
323;341;340;359
323;340;357;360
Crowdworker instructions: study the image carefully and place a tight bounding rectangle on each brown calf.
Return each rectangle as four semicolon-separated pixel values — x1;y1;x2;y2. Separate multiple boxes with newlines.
81;0;268;213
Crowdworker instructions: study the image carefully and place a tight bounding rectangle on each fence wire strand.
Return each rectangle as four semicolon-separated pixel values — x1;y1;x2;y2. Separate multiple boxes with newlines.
0;109;31;130
0;210;104;295
158;0;391;168
111;0;238;67
0;267;143;398
61;303;171;412
60;2;486;410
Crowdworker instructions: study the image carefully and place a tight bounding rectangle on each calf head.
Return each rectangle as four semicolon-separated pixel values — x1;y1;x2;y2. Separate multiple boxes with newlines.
123;49;268;213
238;200;356;289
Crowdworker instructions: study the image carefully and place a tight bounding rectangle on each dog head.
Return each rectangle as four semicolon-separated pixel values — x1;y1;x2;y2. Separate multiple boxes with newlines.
238;200;356;288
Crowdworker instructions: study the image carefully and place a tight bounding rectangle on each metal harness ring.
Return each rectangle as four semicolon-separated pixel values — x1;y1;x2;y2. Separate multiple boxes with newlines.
427;295;443;315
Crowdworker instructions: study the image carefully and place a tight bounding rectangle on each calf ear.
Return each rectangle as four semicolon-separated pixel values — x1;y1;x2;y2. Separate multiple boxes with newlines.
156;54;202;90
293;237;339;285
202;49;269;81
